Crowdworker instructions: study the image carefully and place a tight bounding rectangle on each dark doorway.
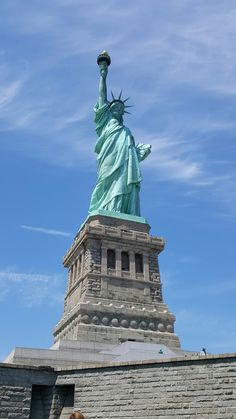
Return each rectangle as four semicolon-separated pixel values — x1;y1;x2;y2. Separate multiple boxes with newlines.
30;384;74;418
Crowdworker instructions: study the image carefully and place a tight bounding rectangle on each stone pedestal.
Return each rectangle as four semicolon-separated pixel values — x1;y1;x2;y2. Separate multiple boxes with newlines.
53;213;180;349
4;213;183;368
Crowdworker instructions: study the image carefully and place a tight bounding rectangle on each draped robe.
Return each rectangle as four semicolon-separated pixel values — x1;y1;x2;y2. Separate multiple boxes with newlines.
88;102;151;216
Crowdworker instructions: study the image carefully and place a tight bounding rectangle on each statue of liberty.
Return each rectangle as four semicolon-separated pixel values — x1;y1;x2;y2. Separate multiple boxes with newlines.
88;51;151;217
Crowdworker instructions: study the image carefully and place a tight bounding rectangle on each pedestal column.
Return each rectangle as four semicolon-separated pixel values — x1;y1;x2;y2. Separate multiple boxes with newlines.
116;249;121;277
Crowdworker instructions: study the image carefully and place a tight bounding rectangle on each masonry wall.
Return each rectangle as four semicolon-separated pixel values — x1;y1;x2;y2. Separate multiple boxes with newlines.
57;354;236;419
1;354;236;419
0;364;55;418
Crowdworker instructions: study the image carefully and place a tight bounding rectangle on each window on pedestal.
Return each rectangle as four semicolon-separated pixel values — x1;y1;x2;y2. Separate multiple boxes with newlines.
107;249;116;269
121;251;129;271
135;253;143;274
78;253;82;276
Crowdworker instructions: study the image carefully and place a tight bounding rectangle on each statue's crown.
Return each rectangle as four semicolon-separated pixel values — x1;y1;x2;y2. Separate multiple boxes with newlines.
109;90;132;114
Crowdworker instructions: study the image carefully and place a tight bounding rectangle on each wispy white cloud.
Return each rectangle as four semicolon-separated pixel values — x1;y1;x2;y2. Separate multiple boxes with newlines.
0;287;9;302
0;269;65;307
167;278;236;299
179;256;199;264
216;212;236;219
137;126;236;218
0;79;24;110
0;270;59;282
140;133;203;183
52;105;91;131
20;224;73;237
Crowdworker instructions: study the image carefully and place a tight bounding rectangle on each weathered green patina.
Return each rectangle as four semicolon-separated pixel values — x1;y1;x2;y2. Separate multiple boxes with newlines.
88;51;151;219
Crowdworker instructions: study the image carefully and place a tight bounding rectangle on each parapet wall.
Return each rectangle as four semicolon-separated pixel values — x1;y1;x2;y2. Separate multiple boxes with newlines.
1;353;236;418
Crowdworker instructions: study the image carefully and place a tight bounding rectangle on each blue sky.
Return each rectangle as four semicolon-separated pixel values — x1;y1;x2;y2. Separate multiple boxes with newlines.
0;0;236;360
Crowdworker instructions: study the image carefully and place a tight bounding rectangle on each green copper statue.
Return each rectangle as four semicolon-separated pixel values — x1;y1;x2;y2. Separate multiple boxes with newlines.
88;51;151;217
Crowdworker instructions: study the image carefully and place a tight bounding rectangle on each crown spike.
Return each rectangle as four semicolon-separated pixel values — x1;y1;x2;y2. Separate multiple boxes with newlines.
111;90;115;100
123;97;130;103
124;110;131;114
119;90;123;100
124;105;133;108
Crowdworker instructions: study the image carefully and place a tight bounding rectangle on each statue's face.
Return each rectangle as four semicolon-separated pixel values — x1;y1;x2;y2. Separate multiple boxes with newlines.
110;101;124;118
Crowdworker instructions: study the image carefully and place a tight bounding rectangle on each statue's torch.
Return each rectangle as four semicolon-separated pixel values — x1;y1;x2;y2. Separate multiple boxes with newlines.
97;50;111;67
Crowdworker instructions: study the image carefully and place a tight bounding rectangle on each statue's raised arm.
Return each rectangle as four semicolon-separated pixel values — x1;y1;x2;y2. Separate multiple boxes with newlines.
97;51;110;107
88;51;151;218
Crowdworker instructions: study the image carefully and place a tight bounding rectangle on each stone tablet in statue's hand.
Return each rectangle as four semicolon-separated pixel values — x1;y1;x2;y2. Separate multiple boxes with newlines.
136;143;152;161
